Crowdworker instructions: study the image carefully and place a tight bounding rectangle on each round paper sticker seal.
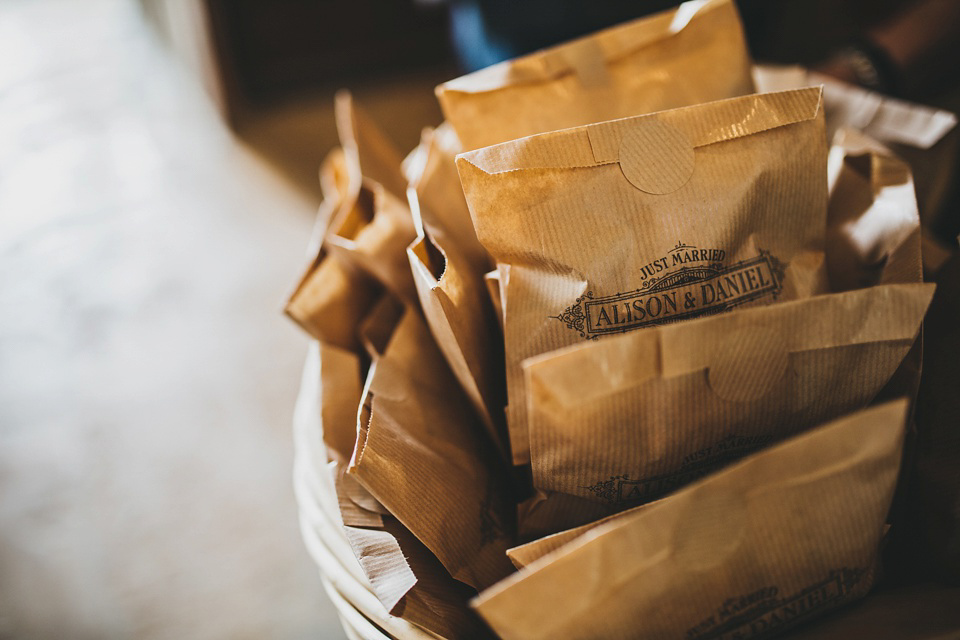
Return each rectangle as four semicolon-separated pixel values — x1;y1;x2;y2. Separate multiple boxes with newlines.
618;120;695;195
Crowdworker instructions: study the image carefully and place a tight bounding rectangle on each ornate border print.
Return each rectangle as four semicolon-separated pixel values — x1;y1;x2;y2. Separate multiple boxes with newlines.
554;243;786;339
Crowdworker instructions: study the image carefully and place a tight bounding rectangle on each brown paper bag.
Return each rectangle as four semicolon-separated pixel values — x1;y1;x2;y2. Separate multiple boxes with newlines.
285;91;412;345
356;292;405;360
408;232;508;460
314;342;364;464
348;302;515;591
826;129;922;293
285;147;364;346
824;130;925;450
304;147;351;260
404;122;507;459
284;148;382;350
754;64;959;242
436;0;754;151
320;94;419;302
408;123;492;273
473;400;910;640
332;465;490;639
323;93;417;302
753;65;957;152
520;283;932;538
286;251;383;351
295;343;488;638
510;542;960;639
481;266;510;333
822;131;929;574
325;180;418;303
339;520;488;639
333;90;408;202
458;87;829;464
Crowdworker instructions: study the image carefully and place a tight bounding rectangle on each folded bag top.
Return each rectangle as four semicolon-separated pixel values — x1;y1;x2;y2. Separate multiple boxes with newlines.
458;86;827;299
457;87;828;465
458;86;822;197
525;282;934;407
440;0;736;92
438;0;754;150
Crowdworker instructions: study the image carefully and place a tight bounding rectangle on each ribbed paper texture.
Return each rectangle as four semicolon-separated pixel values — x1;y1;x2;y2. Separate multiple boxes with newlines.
458;87;828;465
406;123;507;460
295;343;488;639
474;401;909;640
408;123;492;273
522;283;933;538
409;233;508;460
284;94;410;347
326;182;418;304
349;305;515;591
437;0;754;150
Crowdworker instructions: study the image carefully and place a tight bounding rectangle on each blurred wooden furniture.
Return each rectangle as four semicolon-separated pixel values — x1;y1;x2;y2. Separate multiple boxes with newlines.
140;0;453;127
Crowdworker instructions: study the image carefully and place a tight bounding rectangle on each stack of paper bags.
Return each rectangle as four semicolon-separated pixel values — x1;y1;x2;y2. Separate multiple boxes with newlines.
286;0;959;637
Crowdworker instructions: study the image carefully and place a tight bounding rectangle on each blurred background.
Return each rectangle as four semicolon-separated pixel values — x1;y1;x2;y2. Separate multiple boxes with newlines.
0;0;957;638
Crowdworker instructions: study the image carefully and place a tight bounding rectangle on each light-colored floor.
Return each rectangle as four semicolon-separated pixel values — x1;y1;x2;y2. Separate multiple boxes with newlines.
0;0;446;637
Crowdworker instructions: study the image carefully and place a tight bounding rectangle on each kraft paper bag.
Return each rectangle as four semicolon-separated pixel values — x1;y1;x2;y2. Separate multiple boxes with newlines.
318;293;405;463
332;464;491;639
458;87;829;465
285;256;382;352
325;180;418;303
356;293;405;361
347;303;515;591
826;129;922;293
316;342;365;464
286;91;411;344
295;344;488;638
823;134;928;572
322;99;416;305
753;65;957;151
522;283;933;538
408;231;508;460
303;146;351;262
754;64;958;238
824;129;925;440
319;95;418;302
473;400;910;640
481;266;509;332
333;90;408;202
320;146;351;205
405;123;507;458
408;123;491;273
436;0;754;151
509;543;960;639
284;148;384;350
339;518;490;639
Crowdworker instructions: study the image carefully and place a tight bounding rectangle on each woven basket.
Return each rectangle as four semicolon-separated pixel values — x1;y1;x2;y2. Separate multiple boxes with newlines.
292;351;444;640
